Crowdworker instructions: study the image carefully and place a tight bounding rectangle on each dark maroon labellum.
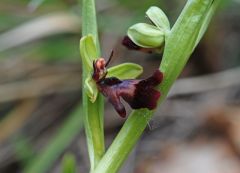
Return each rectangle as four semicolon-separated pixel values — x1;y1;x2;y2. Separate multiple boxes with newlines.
92;53;163;118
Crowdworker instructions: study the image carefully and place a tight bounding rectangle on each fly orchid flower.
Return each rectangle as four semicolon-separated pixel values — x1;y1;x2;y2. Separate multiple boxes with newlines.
92;52;163;118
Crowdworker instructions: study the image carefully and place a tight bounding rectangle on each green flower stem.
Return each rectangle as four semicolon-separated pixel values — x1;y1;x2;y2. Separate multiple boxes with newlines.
93;0;218;172
81;0;105;171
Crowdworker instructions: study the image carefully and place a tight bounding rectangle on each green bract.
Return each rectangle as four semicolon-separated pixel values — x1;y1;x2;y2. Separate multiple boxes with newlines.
146;6;170;32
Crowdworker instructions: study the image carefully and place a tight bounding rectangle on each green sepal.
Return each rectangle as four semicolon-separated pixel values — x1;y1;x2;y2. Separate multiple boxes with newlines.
79;34;98;72
85;76;98;103
127;23;164;48
146;6;170;32
80;34;99;102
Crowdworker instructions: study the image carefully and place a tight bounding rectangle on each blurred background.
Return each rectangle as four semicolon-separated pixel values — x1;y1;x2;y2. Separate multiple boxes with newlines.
0;0;240;173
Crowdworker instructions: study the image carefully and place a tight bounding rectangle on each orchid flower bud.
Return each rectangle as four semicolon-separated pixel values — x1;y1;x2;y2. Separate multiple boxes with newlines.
123;6;170;53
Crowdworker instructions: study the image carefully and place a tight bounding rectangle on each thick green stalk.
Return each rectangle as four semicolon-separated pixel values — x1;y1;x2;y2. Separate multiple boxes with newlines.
81;0;105;171
93;0;218;172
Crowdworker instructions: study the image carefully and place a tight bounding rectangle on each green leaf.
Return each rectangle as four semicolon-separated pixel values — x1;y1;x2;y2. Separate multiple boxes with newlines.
79;35;98;72
62;153;76;173
146;6;170;31
85;76;98;103
108;63;143;79
127;23;165;48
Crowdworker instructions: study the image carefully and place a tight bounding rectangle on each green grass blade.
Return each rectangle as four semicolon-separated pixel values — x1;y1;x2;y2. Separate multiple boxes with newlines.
24;104;83;173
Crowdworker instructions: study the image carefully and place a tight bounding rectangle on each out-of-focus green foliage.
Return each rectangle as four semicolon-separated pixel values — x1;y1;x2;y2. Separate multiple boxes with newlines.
24;104;83;173
14;136;35;166
62;153;76;173
0;0;238;63
36;36;80;62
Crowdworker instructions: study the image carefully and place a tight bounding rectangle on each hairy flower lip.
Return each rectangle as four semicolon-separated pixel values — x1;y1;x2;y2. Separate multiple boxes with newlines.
97;70;163;118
